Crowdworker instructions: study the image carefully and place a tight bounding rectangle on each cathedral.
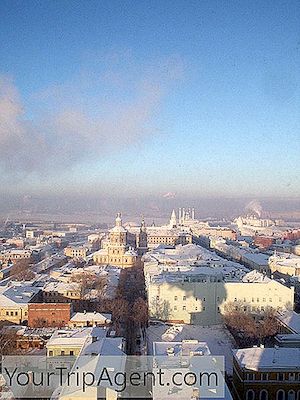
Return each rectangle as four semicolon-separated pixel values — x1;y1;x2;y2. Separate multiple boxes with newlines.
93;213;137;268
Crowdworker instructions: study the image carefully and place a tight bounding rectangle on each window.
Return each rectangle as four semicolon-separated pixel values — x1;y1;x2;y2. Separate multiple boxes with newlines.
288;391;295;400
174;296;178;300
183;296;186;301
61;351;65;356
49;351;53;356
278;373;285;381
261;373;268;381
6;311;9;316
70;351;74;356
289;373;296;381
246;389;255;400
183;306;186;310
203;297;206;301
174;306;177;311
252;298;255;302
276;390;285;400
297;391;300;400
247;373;255;381
260;390;268;400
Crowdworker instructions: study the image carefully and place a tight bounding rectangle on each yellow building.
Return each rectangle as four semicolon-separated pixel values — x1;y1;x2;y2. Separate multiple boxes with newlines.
269;253;300;279
93;213;137;268
43;281;81;300
0;284;40;324
64;246;88;259
144;245;294;325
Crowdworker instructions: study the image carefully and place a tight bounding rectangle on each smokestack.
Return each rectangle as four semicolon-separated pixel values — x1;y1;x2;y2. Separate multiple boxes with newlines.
192;208;195;220
182;208;185;223
179;208;182;223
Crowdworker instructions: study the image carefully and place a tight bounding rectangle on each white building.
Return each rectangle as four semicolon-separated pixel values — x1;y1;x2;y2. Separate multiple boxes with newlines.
144;244;294;325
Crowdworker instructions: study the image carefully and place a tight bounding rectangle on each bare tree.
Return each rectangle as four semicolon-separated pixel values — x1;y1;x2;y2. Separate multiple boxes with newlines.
150;297;171;321
10;259;35;281
71;271;97;298
132;297;148;327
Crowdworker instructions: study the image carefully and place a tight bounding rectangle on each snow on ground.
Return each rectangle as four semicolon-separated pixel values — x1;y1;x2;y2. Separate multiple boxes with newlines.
146;323;236;375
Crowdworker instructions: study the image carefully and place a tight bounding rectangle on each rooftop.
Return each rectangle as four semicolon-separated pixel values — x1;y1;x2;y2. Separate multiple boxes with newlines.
276;310;300;334
233;347;300;371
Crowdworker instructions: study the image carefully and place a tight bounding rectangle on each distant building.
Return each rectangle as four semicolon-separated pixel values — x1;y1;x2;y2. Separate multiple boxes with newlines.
64;246;88;259
269;253;300;281
93;213;137;268
0;249;32;263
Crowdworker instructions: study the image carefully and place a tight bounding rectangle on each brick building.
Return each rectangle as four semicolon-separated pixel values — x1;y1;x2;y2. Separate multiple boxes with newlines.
28;303;72;328
232;347;300;400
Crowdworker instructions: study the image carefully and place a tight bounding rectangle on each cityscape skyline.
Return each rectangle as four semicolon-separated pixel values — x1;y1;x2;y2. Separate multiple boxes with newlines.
1;0;300;201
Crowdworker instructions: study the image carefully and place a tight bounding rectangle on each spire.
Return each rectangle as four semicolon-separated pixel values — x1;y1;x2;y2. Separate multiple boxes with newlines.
141;215;146;232
169;209;177;228
115;212;122;227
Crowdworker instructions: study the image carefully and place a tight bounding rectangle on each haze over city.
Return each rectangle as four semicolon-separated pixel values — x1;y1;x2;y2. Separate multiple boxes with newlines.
0;0;299;221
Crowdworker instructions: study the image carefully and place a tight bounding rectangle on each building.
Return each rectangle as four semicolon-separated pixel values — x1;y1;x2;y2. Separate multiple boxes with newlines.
145;244;294;325
28;303;73;328
46;326;107;357
93;213;137;268
0;249;32;263
136;217;148;255
64;246;88;259
152;339;233;400
48;327;126;400
232;347;300;400
0;284;40;324
42;281;81;301
269;253;300;281
276;310;300;335
212;239;270;272
69;311;112;327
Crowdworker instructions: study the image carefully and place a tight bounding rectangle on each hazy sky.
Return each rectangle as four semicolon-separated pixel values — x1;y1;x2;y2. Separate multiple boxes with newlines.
0;0;300;201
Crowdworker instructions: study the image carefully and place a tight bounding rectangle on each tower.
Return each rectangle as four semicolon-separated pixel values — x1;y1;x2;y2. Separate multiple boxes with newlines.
137;216;148;255
169;209;177;228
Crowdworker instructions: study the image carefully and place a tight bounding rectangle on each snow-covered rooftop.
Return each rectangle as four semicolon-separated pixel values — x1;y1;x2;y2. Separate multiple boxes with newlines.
276;310;300;334
233;347;300;370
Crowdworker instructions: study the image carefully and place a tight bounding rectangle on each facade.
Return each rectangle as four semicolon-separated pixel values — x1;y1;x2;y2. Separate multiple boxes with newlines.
232;347;300;400
269;253;300;280
42;281;81;300
0;249;32;263
69;311;112;327
64;246;88;259
0;284;40;324
144;244;294;325
28;303;73;327
93;213;137;268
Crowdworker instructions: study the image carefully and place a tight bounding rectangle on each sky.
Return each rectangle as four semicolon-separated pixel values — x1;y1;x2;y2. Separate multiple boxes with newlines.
0;0;300;214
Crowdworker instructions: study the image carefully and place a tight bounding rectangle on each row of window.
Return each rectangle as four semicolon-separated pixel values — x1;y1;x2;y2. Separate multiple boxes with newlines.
246;389;300;400
5;310;27;316
246;372;300;382
48;350;74;356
